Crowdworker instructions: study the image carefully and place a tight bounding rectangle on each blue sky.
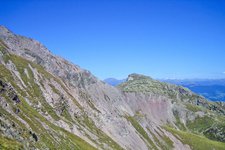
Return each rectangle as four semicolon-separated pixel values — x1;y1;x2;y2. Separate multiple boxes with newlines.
1;0;225;79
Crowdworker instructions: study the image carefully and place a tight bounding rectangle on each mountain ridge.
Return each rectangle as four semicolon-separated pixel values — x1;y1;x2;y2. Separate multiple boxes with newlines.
0;26;225;150
105;77;225;102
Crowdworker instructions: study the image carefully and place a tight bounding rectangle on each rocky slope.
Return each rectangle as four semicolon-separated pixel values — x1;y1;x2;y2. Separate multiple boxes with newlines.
0;26;225;150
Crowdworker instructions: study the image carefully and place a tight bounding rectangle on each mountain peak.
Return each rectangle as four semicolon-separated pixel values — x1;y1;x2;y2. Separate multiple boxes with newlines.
127;73;152;81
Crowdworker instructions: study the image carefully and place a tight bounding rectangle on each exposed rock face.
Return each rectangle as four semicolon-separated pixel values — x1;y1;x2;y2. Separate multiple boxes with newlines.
0;26;225;150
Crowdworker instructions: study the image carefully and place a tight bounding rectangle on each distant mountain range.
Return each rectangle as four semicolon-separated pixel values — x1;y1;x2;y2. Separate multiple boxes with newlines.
104;78;225;101
104;78;126;86
163;79;225;101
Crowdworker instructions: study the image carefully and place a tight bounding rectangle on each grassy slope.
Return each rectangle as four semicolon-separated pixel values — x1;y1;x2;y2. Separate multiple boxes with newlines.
165;127;225;150
126;115;174;150
120;74;225;149
0;46;97;150
0;136;23;150
126;116;158;150
0;44;123;150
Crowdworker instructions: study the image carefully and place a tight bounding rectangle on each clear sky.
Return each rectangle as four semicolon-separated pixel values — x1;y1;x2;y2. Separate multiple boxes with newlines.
1;0;225;79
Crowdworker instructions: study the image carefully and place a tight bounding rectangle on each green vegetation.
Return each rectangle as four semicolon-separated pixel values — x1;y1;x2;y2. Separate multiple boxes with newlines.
0;64;27;97
165;126;225;150
5;54;61;120
0;43;10;63
156;127;174;149
186;103;202;112
204;124;225;142
0;136;23;150
0;51;97;149
118;77;169;94
173;110;186;131
0;105;26;129
118;74;197;103
126;116;158;150
147;128;174;150
187;116;214;133
17;94;97;150
160;134;174;149
78;115;124;150
49;84;61;95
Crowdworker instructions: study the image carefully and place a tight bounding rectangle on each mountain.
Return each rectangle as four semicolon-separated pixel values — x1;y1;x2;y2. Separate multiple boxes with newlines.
104;78;125;86
163;79;225;101
0;26;225;150
106;78;225;102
